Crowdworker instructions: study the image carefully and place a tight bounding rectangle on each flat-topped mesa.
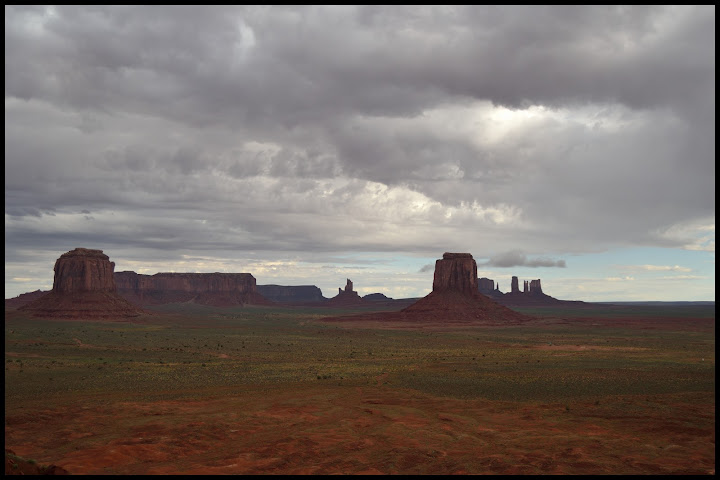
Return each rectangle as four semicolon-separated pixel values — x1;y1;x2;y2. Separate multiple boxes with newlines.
478;277;495;293
477;277;503;299
432;252;478;296
19;248;143;318
53;248;117;293
442;252;474;260
256;285;326;304
114;271;273;306
119;272;257;293
529;279;543;294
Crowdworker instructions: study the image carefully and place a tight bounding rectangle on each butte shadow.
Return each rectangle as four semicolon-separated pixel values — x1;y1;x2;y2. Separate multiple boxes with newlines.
319;253;531;328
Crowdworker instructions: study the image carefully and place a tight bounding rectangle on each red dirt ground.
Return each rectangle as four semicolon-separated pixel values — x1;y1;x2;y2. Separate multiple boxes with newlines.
4;383;715;475
4;305;714;475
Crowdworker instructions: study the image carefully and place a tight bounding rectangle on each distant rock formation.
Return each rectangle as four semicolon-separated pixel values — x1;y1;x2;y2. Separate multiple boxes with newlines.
477;275;565;306
257;284;327;304
325;278;364;306
323;253;530;325
511;276;520;294
362;292;393;302
115;271;273;307
19;248;143;318
478;277;503;299
5;289;50;308
478;277;495;293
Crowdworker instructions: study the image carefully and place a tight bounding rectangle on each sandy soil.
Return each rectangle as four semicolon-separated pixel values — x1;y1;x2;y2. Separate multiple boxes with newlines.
4;383;714;475
4;306;714;475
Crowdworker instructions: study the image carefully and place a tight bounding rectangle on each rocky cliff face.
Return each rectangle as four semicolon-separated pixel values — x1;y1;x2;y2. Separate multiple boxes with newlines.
114;271;272;306
19;248;142;318
256;285;327;304
432;253;478;296
511;276;520;294
52;248;118;293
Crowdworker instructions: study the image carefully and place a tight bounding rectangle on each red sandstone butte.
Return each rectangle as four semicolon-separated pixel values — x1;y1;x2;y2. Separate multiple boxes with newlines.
325;278;364;306
114;271;273;307
432;252;478;295
323;253;529;326
52;248;117;293
401;252;528;324
19;248;143;318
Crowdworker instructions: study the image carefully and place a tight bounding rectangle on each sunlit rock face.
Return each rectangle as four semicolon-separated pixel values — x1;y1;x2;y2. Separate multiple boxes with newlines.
19;248;143;318
432;253;478;296
114;271;273;307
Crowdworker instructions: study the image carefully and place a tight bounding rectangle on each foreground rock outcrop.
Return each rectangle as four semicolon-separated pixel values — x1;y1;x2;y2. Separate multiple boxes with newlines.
115;271;273;307
5;449;69;475
19;248;143;318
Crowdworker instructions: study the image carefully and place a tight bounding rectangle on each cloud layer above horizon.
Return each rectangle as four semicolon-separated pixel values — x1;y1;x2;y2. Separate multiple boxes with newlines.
5;5;715;300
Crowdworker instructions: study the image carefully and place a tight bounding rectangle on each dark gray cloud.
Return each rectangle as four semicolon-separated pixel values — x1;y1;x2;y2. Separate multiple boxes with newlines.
480;250;567;268
4;5;714;299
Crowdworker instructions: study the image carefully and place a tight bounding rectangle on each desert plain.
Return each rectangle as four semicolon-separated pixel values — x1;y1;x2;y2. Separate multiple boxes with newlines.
4;300;715;475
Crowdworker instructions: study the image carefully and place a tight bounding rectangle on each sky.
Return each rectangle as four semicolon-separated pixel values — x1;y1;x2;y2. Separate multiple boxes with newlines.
4;5;715;302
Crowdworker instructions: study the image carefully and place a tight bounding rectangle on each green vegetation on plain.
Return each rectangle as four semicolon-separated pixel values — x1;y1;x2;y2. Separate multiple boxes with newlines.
4;304;715;404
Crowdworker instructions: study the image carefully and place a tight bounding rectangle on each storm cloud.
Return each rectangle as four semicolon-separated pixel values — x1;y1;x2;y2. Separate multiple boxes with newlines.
4;5;715;300
480;250;567;268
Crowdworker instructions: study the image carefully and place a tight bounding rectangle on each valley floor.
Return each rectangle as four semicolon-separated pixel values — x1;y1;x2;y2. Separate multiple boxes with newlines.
4;303;715;475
